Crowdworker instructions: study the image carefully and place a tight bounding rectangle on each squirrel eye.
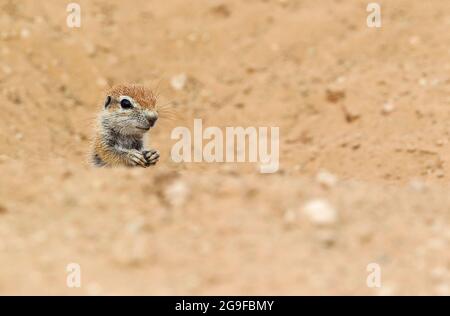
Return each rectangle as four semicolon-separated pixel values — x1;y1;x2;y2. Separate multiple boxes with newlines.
120;99;133;109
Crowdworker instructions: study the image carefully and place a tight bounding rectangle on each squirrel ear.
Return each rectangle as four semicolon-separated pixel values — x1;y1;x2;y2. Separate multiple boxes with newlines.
104;96;112;108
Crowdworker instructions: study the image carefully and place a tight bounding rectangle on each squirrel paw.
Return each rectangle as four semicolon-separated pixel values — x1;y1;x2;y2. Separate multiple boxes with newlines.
143;149;160;166
127;149;149;168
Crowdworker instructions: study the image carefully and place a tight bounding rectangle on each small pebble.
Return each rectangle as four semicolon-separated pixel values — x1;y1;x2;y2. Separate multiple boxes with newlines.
20;28;30;39
430;267;447;280
112;235;151;266
210;4;231;17
126;218;146;234
316;229;337;247
316;170;337;188
96;77;108;87
302;199;338;226
325;88;346;103
187;33;198;42
376;284;396;296
170;73;187;91
2;65;12;75
86;282;103;295
382;101;395;115
435;169;445;178
436;139;446;147
164;179;189;207
0;154;10;163
283;209;296;225
409;36;421;45
84;42;96;57
435;283;450;296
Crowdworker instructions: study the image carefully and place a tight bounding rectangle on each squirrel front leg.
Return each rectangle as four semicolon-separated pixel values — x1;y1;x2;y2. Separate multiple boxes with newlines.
142;149;160;165
94;138;157;168
112;146;150;167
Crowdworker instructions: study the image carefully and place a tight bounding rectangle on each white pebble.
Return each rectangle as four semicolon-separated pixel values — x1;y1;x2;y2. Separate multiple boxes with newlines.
283;209;296;225
126;218;146;234
316;170;337;188
20;28;30;39
435;283;450;296
84;42;96;57
0;154;9;162
430;267;447;280
409;36;420;45
86;282;103;295
409;179;426;192
96;77;108;87
376;284;396;296
164;179;189;207
302;199;338;225
170;73;187;91
382;101;395;115
2;65;12;75
187;33;198;42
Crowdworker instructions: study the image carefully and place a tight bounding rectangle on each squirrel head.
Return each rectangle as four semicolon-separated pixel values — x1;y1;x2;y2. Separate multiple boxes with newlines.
100;84;158;135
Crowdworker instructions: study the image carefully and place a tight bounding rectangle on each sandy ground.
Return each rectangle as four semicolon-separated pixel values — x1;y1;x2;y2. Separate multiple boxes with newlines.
0;0;449;295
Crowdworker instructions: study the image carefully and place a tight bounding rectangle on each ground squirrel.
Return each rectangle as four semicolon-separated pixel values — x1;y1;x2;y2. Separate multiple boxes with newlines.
91;84;160;168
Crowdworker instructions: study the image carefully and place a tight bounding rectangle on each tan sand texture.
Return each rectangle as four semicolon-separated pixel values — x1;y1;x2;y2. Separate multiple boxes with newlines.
0;0;449;295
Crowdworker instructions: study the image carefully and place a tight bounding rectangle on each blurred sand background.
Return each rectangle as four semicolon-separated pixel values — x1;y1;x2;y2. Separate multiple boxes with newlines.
0;0;450;295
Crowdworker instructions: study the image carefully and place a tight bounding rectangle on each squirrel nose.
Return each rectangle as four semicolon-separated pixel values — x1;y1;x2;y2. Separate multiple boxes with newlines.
146;112;158;127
